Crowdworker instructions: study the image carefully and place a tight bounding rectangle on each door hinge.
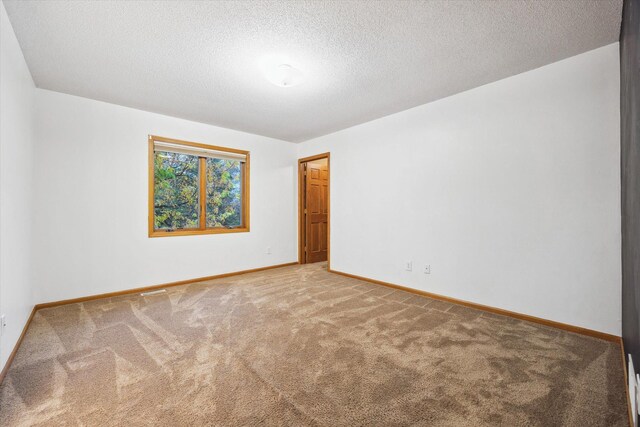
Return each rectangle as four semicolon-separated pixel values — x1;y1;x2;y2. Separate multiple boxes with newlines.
304;208;307;214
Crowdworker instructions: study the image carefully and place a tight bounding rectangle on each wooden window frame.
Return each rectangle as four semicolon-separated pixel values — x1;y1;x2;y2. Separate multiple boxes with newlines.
148;135;250;237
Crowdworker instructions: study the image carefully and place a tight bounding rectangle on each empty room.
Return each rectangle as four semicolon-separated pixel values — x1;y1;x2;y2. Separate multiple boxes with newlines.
1;0;639;425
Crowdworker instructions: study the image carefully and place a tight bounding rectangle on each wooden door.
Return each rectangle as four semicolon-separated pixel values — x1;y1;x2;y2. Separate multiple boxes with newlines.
304;159;328;263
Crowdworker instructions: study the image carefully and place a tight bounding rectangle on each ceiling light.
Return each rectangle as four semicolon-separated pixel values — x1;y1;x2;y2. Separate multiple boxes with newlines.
264;64;304;87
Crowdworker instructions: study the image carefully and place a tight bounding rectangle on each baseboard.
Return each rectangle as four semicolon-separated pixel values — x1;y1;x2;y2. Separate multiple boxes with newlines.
0;306;37;385
328;269;620;343
36;262;298;310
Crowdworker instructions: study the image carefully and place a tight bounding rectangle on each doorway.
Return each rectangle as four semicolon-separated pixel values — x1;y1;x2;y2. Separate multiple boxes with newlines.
298;153;330;266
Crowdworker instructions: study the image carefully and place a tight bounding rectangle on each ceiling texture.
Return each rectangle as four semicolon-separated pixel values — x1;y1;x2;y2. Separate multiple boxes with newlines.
3;0;622;142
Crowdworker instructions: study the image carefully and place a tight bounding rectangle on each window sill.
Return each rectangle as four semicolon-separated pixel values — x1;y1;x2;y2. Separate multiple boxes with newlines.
149;227;249;238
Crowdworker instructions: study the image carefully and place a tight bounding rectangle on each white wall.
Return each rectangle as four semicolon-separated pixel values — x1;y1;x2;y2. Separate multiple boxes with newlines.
0;3;35;369
298;44;622;335
33;89;297;303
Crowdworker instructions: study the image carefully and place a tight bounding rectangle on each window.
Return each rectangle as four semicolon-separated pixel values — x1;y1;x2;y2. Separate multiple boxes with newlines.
148;135;249;237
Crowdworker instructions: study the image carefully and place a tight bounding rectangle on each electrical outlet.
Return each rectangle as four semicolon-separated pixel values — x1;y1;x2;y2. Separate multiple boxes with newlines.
266;246;272;255
0;315;5;336
424;265;431;274
405;261;412;271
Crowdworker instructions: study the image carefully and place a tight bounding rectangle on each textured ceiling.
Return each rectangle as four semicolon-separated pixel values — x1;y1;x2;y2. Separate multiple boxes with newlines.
3;0;622;142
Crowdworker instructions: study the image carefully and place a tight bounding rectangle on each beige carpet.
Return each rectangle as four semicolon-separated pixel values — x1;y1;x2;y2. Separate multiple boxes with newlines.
0;262;629;426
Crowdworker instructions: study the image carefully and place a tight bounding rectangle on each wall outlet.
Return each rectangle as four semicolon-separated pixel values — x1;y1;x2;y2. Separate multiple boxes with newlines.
405;261;412;271
266;246;272;255
424;265;431;274
0;315;5;337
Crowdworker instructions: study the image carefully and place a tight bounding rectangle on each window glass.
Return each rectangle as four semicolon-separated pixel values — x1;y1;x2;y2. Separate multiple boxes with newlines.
206;158;242;228
154;151;200;230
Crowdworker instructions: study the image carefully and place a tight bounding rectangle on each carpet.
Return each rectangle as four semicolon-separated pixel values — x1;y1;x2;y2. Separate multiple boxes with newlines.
0;262;629;426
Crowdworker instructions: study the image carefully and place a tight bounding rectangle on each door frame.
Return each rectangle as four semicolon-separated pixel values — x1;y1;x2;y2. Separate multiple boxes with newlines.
298;152;330;267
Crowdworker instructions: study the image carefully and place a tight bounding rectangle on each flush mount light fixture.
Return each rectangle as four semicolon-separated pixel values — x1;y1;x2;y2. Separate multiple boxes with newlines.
264;64;304;87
